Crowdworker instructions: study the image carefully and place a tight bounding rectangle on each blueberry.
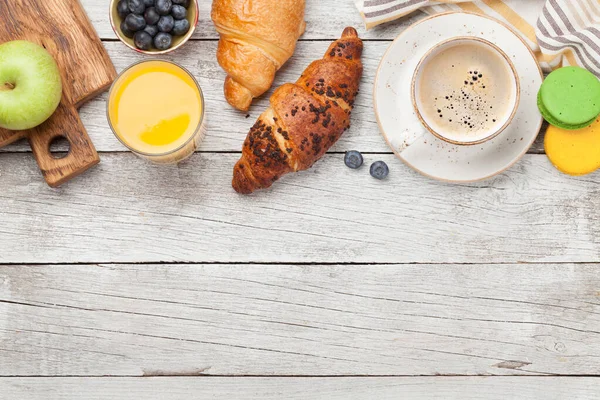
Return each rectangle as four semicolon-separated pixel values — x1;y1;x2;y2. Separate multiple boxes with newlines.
128;0;145;14
117;0;130;18
157;15;174;32
134;31;153;50
124;13;146;31
370;161;389;180
144;7;160;25
154;32;172;50
144;24;159;37
172;18;190;35
171;4;187;19
155;0;172;15
120;20;135;38
143;0;154;6
172;0;189;6
344;150;363;169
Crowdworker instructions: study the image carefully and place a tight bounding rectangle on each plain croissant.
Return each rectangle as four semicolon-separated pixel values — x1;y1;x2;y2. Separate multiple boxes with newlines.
232;27;364;194
211;0;306;111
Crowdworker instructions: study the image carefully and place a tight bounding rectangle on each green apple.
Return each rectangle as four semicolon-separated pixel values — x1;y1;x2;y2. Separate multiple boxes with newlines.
0;40;62;130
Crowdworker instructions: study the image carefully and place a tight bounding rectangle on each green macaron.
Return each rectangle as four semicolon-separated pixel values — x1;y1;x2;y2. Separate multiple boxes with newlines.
538;66;600;130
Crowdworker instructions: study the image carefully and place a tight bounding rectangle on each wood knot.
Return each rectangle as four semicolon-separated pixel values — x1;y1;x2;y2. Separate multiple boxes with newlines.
494;360;532;370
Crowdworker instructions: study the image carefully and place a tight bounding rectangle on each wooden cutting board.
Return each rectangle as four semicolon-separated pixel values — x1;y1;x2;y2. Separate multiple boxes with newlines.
0;0;116;187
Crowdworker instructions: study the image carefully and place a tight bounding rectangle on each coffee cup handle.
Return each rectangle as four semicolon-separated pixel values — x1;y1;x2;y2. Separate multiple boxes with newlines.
388;120;430;154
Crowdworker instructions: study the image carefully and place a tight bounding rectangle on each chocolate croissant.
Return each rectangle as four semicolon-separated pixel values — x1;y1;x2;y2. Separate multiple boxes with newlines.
232;27;363;194
211;0;306;111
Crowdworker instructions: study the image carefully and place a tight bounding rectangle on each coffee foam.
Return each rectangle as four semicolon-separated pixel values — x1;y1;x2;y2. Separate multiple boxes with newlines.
414;39;518;144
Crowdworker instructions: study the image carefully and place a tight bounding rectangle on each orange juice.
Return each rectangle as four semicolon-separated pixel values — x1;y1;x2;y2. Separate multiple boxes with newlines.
107;60;205;163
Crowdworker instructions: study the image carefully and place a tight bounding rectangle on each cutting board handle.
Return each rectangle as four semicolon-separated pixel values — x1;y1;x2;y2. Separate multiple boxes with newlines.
28;103;100;188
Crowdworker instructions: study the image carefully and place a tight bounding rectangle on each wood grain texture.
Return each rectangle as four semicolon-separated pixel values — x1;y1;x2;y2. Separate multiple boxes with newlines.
0;0;116;106
0;0;588;388
0;41;547;154
1;152;596;264
0;0;115;186
81;0;424;41
1;263;600;376
1;377;599;399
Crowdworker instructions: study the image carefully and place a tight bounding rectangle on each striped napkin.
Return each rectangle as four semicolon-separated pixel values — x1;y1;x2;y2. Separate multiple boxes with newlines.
355;0;600;76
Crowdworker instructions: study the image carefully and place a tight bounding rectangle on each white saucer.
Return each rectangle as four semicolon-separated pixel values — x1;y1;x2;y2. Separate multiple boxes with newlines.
374;12;543;183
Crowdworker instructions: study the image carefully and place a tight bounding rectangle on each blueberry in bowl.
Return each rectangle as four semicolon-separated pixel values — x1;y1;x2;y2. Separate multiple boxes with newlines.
117;0;130;18
172;19;190;36
157;15;175;32
124;13;146;32
143;24;159;37
144;7;160;25
120;20;135;38
155;0;173;15
134;31;153;50
110;0;198;54
171;5;187;19
154;32;173;51
128;0;146;15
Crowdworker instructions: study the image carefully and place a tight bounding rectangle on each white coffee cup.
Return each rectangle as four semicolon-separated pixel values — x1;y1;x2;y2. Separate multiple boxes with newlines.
412;37;520;145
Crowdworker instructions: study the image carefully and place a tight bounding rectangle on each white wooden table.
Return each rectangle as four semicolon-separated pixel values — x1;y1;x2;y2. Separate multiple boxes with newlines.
1;1;599;398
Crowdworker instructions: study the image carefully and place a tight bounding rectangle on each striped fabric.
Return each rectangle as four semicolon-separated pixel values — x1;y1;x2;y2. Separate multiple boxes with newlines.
355;0;600;76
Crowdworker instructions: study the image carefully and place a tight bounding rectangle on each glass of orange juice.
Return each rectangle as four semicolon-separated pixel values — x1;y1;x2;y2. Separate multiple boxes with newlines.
107;60;205;164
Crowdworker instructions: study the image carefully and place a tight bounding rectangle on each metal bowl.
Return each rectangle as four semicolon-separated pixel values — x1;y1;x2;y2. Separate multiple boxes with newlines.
109;0;199;55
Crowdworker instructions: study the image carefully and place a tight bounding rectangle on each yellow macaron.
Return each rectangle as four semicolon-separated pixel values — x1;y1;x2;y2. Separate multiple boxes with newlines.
545;117;600;175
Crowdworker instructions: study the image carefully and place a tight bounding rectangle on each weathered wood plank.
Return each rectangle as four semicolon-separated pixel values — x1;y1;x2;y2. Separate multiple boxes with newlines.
1;377;598;399
1;263;600;376
0;152;594;264
0;40;386;153
0;40;546;154
81;0;423;41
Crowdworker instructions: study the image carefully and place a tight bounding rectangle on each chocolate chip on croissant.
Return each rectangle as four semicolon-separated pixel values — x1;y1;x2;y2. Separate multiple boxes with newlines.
232;27;363;194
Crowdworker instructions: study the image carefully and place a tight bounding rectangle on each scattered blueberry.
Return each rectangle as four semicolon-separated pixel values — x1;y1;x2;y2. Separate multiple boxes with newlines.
171;4;187;19
344;151;363;169
144;7;160;25
143;0;155;6
157;15;174;32
370;161;389;180
134;31;153;50
172;18;190;35
124;13;146;31
128;0;146;14
155;0;172;15
120;20;135;38
143;24;159;37
154;32;172;50
117;0;130;18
